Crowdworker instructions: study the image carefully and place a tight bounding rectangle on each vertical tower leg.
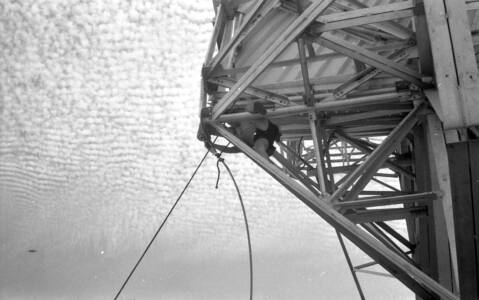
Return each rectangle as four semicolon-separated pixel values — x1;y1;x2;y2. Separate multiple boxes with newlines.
447;140;479;299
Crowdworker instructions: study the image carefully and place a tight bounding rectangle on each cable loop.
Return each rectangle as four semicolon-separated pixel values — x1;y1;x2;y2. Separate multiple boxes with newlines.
215;158;222;189
113;137;217;300
216;158;253;300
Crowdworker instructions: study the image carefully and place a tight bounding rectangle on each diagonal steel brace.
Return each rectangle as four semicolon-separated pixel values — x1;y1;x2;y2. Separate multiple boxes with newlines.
211;0;336;120
211;122;457;300
334;103;423;202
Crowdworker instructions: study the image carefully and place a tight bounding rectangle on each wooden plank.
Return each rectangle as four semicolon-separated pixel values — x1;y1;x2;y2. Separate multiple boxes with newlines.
448;142;479;299
422;0;479;128
425;114;459;291
422;0;462;128
443;0;479;127
211;0;336;119
398;139;417;270
413;0;434;77
470;140;479;290
423;90;445;126
412;124;439;292
281;0;412;39
313;10;414;34
317;1;414;24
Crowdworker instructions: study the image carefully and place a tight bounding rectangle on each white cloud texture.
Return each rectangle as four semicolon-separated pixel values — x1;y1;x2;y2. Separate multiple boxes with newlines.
0;1;412;299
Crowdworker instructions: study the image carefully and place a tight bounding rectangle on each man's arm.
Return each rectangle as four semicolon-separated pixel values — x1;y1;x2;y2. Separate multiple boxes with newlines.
245;102;269;131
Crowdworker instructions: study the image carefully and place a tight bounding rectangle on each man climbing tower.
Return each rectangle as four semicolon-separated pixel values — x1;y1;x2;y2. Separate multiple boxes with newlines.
198;102;281;159
230;102;281;159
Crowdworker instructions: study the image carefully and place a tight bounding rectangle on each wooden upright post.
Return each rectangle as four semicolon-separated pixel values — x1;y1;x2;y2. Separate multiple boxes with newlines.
448;140;479;299
412;123;438;297
424;114;459;292
422;0;479;128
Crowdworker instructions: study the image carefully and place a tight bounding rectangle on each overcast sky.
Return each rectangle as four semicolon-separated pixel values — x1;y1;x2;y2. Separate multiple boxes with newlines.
0;1;413;299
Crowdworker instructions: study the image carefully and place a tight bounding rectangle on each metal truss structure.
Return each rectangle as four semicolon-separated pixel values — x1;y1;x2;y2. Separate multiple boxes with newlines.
198;0;479;299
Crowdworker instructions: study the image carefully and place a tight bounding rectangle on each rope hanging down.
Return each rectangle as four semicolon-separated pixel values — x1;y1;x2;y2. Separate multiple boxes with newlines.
113;145;212;300
113;138;254;300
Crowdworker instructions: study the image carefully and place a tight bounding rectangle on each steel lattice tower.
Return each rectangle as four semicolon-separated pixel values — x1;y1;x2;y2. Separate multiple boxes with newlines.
198;1;479;299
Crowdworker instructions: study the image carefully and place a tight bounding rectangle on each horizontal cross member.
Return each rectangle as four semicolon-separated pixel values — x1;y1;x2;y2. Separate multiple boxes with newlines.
212;91;416;123
334;192;437;209
345;206;428;223
282;0;413;39
208;77;290;106
211;42;414;77
212;123;457;300
312;1;415;35
211;0;336;119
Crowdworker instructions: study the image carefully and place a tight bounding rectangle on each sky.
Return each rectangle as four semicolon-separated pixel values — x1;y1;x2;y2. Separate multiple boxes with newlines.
0;0;413;299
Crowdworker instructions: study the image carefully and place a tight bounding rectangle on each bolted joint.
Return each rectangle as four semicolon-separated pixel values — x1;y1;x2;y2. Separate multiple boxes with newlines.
303;93;315;107
201;65;212;77
406;38;416;47
421;76;434;85
197;123;208;142
302;94;309;104
396;81;425;101
395;81;410;93
205;81;219;94
200;106;212;119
